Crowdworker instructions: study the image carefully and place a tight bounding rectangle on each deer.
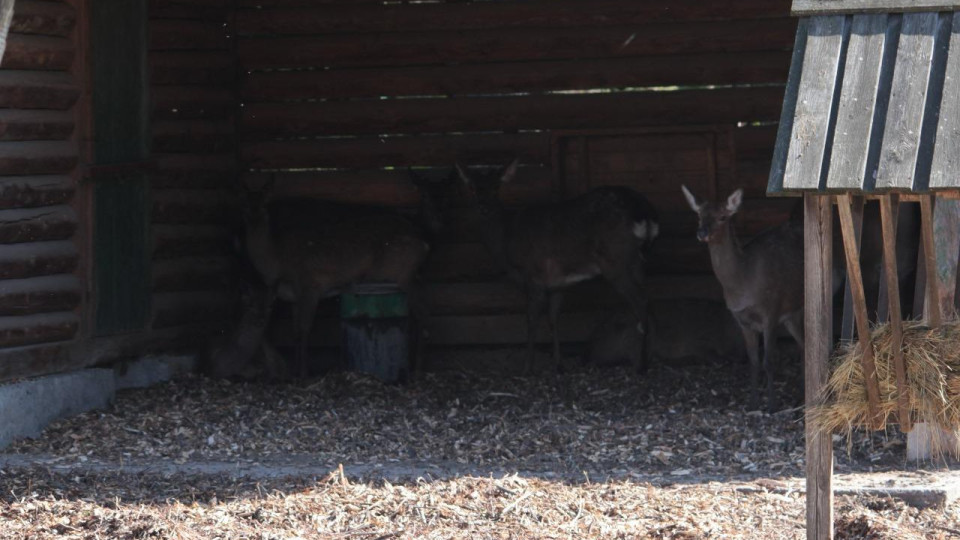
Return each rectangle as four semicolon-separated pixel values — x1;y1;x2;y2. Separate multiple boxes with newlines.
682;186;803;411
239;179;431;379
456;159;659;373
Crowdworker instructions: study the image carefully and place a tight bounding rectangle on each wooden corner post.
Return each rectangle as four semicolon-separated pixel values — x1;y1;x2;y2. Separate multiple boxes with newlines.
805;194;834;540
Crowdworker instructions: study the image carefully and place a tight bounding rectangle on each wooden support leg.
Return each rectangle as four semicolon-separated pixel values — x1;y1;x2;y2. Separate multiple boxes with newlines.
805;194;834;540
841;196;865;340
879;195;911;433
876;199;899;324
836;194;883;429
932;198;960;317
920;195;942;327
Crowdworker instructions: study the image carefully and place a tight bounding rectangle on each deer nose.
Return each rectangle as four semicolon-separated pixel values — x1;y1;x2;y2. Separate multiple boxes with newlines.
696;227;711;242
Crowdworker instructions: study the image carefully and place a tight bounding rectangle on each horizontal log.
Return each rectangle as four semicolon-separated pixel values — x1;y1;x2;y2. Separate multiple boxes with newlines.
0;205;77;244
152;256;236;292
0;175;73;209
0;141;77;175
151;290;237;329
0;70;79;109
242;50;792;102
242;166;554;207
734;124;780;161
0;109;75;141
237;18;797;70
0;342;72;383
152;189;236;224
236;0;789;36
153;120;235;154
420;276;722;317
152;0;232;8
149;51;235;86
243;86;785;138
0;274;81;316
152;224;233;260
152;86;234;120
152;153;237;189
149;4;232;21
1;34;74;71
150;19;232;51
0;240;78;280
0;311;78;348
11;1;76;37
242;132;551;170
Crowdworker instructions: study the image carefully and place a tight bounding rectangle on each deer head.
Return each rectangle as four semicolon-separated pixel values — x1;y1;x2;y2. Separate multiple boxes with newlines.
455;158;520;211
238;176;275;229
681;185;743;242
408;167;458;237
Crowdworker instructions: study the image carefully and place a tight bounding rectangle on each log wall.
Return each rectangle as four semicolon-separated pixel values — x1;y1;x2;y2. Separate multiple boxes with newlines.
148;0;238;336
0;0;83;376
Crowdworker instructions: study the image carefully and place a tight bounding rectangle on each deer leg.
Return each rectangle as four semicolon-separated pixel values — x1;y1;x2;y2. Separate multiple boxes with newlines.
405;282;430;380
547;291;564;372
739;323;761;410
525;286;547;374
294;289;323;380
762;320;779;412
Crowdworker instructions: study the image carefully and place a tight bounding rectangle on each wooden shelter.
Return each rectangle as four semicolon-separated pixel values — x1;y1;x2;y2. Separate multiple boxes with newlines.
768;1;960;537
0;0;806;380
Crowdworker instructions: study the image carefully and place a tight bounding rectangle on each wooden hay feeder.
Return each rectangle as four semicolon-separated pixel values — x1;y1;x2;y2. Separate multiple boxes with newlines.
769;1;960;537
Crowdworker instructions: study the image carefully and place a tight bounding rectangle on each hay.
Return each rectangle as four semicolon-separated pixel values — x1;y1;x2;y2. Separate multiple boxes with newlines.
811;320;960;458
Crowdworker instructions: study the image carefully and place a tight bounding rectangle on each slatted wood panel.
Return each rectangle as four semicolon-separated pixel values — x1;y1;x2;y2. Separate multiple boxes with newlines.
233;0;799;349
771;11;960;194
147;0;239;333
0;1;82;357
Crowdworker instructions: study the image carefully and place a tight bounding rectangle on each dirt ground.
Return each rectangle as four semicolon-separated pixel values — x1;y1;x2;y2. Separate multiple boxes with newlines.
1;360;959;539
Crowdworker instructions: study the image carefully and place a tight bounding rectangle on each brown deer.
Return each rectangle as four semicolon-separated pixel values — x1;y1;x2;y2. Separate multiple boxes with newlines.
240;180;430;379
682;186;803;411
457;160;659;373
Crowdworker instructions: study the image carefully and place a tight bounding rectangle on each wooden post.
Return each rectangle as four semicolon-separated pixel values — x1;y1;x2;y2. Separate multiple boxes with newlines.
0;0;14;63
841;196;865;340
920;195;943;327
879;195;912;432
836;194;883;428
805;194;834;540
932;198;960;316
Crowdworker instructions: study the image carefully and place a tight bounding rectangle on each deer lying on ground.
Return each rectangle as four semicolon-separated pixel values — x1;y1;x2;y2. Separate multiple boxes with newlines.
682;186;803;411
457;160;659;373
240;180;430;379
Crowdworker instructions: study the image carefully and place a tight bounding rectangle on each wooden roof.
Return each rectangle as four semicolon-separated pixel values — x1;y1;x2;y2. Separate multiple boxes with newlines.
768;8;960;194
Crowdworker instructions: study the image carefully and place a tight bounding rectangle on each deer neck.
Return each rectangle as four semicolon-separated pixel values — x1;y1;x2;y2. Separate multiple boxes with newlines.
244;214;281;284
706;222;747;291
472;203;509;266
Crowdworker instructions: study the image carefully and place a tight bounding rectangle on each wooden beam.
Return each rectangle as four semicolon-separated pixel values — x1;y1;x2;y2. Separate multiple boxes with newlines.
0;0;13;63
794;0;960;15
875;199;899;323
920;195;943;326
837;193;884;429
804;194;834;540
929;13;960;191
875;13;939;191
826;14;888;191
840;196;864;340
879;195;912;432
782;15;846;191
932;199;960;313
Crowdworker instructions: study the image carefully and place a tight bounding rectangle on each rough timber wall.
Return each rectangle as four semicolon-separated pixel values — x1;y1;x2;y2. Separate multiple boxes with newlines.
235;0;799;350
148;0;238;337
0;0;83;378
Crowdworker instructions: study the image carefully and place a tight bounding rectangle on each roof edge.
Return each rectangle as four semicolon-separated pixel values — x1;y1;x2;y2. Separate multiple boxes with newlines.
793;0;960;16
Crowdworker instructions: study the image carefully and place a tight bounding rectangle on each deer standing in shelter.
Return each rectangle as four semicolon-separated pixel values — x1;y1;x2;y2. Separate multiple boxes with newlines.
457;160;659;373
239;179;431;379
682;186;803;411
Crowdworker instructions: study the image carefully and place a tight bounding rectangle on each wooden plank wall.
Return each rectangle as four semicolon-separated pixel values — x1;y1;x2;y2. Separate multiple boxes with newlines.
0;0;83;368
148;0;239;335
234;0;799;349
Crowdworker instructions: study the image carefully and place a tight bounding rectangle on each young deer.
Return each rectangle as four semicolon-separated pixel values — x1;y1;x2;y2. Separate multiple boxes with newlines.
682;186;803;411
240;180;430;379
457;160;659;373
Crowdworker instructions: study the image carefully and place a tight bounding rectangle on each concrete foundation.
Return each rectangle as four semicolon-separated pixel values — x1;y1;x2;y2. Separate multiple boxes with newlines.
0;355;196;450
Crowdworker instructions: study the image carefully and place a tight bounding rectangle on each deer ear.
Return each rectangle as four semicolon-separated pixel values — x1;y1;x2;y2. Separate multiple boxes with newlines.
500;158;520;184
726;189;743;214
455;163;472;186
681;185;701;212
